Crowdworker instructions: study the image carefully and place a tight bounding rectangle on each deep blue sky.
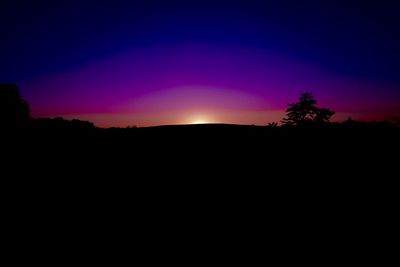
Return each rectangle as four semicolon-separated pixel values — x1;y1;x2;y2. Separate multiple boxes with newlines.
1;0;400;84
1;0;400;126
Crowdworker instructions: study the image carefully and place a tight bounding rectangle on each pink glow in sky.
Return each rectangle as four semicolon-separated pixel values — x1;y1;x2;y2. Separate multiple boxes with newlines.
23;43;400;127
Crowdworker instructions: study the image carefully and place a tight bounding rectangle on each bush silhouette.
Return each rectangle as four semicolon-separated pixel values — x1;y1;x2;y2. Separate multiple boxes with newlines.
33;117;95;130
282;92;335;126
0;83;31;129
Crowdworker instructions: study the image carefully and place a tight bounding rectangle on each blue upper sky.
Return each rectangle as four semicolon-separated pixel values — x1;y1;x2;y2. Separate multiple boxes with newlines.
1;0;400;84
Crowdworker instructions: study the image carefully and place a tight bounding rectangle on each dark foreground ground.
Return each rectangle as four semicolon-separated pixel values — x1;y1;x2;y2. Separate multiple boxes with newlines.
5;123;399;176
2;123;398;259
4;122;398;209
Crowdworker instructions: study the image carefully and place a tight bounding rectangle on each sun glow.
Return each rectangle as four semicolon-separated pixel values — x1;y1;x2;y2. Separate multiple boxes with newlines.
190;119;210;124
186;115;214;125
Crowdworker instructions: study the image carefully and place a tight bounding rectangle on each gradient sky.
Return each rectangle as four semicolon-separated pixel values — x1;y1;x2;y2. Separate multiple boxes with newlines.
1;0;400;127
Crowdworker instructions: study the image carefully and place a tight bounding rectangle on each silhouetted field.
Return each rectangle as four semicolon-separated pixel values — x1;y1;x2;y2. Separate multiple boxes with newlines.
6;122;399;174
3;123;398;246
2;84;398;206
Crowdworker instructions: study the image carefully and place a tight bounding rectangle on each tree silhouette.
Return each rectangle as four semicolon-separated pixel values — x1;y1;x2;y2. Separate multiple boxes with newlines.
0;83;31;129
314;108;336;124
282;92;335;126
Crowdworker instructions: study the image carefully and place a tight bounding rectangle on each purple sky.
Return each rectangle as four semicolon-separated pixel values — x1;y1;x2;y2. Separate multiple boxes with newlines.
22;43;399;127
3;1;400;127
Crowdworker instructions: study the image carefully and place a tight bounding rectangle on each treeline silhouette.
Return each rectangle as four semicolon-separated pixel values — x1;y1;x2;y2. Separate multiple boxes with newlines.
3;84;397;261
33;117;95;130
2;83;398;221
2;83;399;149
2;82;398;171
1;83;398;130
0;83;30;129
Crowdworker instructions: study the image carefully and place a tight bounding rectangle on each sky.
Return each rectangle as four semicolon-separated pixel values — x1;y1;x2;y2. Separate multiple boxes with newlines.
1;0;400;127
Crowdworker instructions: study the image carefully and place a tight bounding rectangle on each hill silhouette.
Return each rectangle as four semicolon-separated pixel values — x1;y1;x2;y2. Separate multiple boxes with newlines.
2;85;398;254
2;83;399;188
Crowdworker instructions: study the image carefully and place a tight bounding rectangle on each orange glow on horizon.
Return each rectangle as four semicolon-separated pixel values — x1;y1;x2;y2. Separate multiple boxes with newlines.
60;109;286;128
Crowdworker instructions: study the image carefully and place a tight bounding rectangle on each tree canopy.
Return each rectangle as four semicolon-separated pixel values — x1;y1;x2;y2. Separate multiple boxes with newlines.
0;83;31;129
282;93;335;126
